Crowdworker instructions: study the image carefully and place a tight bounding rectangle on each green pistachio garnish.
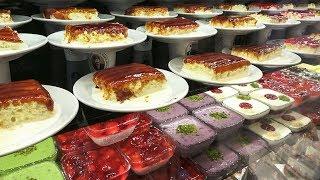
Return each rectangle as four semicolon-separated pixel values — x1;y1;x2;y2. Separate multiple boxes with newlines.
237;94;251;100
187;95;204;102
156;106;170;112
250;82;260;88
279;95;290;102
176;124;198;135
206;148;223;161
238;135;251;146
14;145;37;156
210;112;228;120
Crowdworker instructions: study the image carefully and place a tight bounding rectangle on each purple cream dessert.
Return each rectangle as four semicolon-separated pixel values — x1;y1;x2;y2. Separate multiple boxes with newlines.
224;130;269;163
179;93;216;111
193;105;244;140
146;103;188;125
160;115;216;157
191;144;240;179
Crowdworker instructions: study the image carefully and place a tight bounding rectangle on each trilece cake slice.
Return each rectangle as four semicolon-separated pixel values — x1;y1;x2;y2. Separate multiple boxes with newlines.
0;79;54;128
64;22;128;44
125;6;169;17
182;53;251;80
210;15;257;28
284;36;320;54
174;4;213;14
0;10;13;23
250;13;288;24
43;7;99;20
93;63;167;102
218;3;248;11
145;17;199;36
0;26;25;50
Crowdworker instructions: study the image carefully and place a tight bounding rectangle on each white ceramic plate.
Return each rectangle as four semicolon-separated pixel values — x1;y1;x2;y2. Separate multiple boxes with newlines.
110;11;178;22
32;14;115;26
168;57;263;85
73;69;189;112
262;19;301;28
47;29;147;52
297;17;320;24
175;9;223;19
223;48;301;68
0;15;32;28
285;48;320;58
221;9;261;15
0;85;79;156
0;33;47;62
137;24;217;43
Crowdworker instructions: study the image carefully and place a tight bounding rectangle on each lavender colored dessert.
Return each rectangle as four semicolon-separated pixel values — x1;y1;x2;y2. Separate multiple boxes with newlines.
146;103;188;125
160;115;216;157
193;105;244;140
179;93;215;111
191;144;240;179
224;130;268;163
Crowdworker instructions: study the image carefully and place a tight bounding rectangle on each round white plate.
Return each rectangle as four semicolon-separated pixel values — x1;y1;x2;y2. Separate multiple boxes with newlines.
262;19;301;28
221;9;261;15
0;33;47;62
137;24;217;43
110;11;178;22
0;85;79;156
222;48;301;67
73;69;189;112
32;14;115;26
47;29;147;52
168;57;263;85
286;48;320;58
297;17;320;24
0;15;32;28
175;9;223;19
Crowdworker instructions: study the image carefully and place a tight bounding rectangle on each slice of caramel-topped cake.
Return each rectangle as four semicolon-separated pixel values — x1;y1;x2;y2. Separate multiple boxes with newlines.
281;10;316;20
65;22;128;44
43;7;99;20
93;63;167;102
218;3;248;11
285;36;320;54
0;79;54;128
0;26;25;50
250;13;288;23
231;43;284;62
210;15;257;28
174;4;213;14
145;17;199;35
125;6;169;16
248;2;282;10
0;9;12;23
183;53;251;80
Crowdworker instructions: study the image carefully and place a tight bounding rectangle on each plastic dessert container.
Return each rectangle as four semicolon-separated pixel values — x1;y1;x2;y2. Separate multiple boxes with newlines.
55;128;99;155
231;82;262;95
191;144;240;179
1;161;65;180
178;93;216;111
130;113;152;135
193;105;244;140
205;86;238;103
61;146;130;180
222;95;270;120
224;130;269;163
146;103;188;126
118;127;176;175
272;111;311;132
0;137;57;175
85;114;138;146
160;115;216;157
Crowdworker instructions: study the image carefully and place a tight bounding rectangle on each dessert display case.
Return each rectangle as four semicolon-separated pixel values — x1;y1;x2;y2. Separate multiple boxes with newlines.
0;0;320;180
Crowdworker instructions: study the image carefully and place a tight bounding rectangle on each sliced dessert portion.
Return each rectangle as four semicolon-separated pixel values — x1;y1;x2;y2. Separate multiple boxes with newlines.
130;112;152;135
193;105;244;140
174;4;213;14
231;43;284;62
43;7;99;20
191;144;240;179
61;146;130;180
210;15;257;28
222;95;270;120
284;36;320;54
65;22;128;44
282;3;294;10
125;6;169;16
145;17;199;36
0;138;56;175
146;103;188;125
93;63;167;102
178;93;215;111
272;111;311;132
160;115;216;157
231;82;262;95
249;88;294;111
250;13;288;23
0;10;13;23
248;2;282;10
182;53;251;80
205;86;239;102
218;3;248;11
281;9;316;20
0;26;25;50
0;79;54;128
118;127;175;175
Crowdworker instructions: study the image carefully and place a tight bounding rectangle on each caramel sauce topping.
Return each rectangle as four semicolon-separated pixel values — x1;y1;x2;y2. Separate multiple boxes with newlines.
212;15;256;24
43;7;98;19
147;17;198;29
285;36;320;48
0;27;22;42
175;4;212;13
233;43;282;55
0;9;10;14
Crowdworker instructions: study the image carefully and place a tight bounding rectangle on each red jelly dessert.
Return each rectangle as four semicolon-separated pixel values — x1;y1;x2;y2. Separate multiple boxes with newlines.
281;114;296;121
130;113;152;135
85;114;138;146
118;127;176;175
211;88;223;94
61;146;130;180
264;94;278;100
55;128;99;155
239;102;253;109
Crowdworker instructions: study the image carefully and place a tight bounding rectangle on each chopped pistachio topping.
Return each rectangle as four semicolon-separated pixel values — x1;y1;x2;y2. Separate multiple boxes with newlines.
187;95;204;102
206;148;223;161
250;82;260;88
237;94;251;100
279;95;290;102
176;124;198;135
210;112;228;120
14;145;37;156
156;106;171;112
238;135;251;145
